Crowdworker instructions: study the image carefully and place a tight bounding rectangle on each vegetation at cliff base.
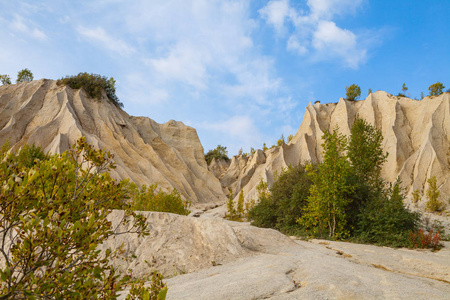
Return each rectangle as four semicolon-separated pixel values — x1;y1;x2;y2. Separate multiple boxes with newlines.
248;118;427;248
0;138;173;299
57;72;124;108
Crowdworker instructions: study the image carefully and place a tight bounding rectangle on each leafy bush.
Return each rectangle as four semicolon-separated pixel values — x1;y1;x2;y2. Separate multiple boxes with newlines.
249;165;312;234
247;180;277;228
130;184;190;216
409;229;442;251
0;74;11;85
126;270;167;300
57;72;124;108
0;137;163;298
428;81;445;96
204;145;229;165
16;68;33;83
355;182;420;247
346;84;361;101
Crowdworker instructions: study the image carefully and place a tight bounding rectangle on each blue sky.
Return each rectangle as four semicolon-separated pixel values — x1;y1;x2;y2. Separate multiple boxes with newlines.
1;0;449;156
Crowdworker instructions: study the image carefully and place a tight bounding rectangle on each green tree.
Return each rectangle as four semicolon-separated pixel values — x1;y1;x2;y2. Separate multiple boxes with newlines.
16;68;34;83
426;176;443;212
411;189;421;206
237;190;245;218
347;118;387;189
428;82;445;97
204;145;229;165
262;143;268;151
0;74;11;85
277;134;285;146
368;88;372;95
346;84;361;101
300;128;354;238
402;83;408;93
0;138;164;299
225;188;236;220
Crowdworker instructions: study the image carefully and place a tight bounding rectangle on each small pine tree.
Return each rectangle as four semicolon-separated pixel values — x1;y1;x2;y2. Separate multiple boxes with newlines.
402;83;408;93
237;190;245;218
263;143;268;151
426;176;443;212
287;134;294;142
346;84;361;101
368;88;372;95
226;188;236;219
411;189;420;206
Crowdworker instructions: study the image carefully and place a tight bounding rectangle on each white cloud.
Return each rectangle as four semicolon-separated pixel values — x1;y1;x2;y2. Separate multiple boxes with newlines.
260;0;367;68
259;0;290;34
77;26;135;56
146;41;210;90
9;15;47;41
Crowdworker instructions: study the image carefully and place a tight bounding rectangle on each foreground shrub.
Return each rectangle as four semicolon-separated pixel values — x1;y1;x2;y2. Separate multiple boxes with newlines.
409;229;442;251
355;182;420;247
0;138;165;299
130;183;190;216
57;72;124;108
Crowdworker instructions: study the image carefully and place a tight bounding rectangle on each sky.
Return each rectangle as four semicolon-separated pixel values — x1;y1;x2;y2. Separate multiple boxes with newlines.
1;0;449;156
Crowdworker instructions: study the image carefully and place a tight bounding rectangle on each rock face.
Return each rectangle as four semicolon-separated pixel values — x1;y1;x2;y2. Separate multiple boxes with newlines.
208;158;230;179
0;80;225;204
222;92;450;210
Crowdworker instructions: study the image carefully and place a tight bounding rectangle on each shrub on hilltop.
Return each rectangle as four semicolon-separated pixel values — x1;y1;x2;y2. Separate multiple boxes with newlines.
204;145;230;165
57;72;124;108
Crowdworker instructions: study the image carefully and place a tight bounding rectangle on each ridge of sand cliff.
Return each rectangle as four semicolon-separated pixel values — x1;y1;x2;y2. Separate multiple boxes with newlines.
221;91;450;213
0;79;225;204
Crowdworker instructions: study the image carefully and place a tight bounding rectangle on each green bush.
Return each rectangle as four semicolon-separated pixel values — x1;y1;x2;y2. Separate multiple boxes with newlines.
204;145;229;165
0;137;162;298
248;165;312;234
130;184;190;216
355;182;420;247
57;72;124;108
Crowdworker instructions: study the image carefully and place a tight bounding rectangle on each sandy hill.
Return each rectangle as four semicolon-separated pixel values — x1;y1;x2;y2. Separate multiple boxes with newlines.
220;91;449;214
0;79;225;204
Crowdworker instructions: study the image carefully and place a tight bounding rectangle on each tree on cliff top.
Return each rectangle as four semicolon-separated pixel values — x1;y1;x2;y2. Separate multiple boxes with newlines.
205;145;229;165
346;84;361;101
428;82;445;97
16;68;34;83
